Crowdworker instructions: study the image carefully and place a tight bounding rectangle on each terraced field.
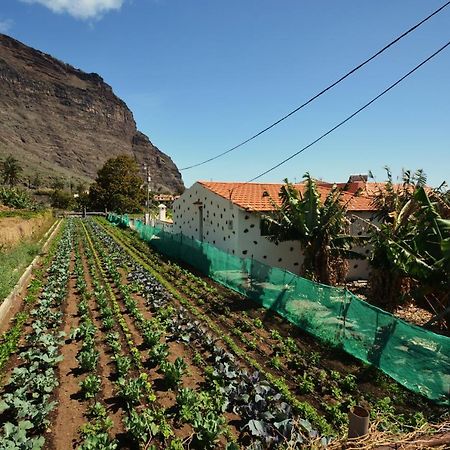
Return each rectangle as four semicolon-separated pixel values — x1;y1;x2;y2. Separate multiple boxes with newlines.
0;218;446;449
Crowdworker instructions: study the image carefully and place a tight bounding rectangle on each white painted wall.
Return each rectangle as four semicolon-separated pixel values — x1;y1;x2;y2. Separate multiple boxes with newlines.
346;211;377;280
155;219;174;233
234;208;303;273
172;182;375;280
173;183;303;273
173;182;238;252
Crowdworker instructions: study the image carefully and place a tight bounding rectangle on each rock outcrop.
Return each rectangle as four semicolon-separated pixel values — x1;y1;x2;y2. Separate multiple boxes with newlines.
0;34;184;193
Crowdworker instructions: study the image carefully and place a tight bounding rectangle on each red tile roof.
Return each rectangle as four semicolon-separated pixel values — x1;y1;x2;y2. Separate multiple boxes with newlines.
198;181;377;212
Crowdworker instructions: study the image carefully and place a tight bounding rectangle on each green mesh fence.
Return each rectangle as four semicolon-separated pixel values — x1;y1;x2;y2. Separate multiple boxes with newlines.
108;214;450;405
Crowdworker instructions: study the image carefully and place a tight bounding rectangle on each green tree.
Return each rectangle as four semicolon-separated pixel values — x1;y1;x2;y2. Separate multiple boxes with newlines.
76;181;87;196
51;189;73;209
1;155;22;187
89;155;144;214
262;173;363;285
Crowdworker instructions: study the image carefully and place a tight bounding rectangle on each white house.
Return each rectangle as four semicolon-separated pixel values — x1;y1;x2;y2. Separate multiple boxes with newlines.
172;178;379;281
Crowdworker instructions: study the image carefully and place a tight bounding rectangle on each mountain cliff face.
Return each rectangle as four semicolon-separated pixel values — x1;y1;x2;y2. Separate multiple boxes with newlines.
0;34;184;193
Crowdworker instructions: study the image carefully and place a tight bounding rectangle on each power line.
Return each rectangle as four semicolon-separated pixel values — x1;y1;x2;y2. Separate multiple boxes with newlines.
180;1;450;171
246;39;450;183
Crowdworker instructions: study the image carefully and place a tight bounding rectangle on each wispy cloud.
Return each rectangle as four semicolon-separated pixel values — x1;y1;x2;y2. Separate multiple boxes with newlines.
20;0;125;20
0;18;13;33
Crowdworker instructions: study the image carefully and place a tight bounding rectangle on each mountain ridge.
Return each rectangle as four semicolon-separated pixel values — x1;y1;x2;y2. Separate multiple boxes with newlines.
0;33;184;193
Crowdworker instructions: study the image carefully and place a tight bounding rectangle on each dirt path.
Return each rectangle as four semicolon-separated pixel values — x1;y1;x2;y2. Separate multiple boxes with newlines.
79;237;128;444
49;253;87;450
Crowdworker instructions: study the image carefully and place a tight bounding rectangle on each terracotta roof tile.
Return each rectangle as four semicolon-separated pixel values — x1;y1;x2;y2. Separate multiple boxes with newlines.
198;181;378;212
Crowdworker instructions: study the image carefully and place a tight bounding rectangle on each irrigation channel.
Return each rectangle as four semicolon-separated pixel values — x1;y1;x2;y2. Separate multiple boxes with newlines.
0;218;447;449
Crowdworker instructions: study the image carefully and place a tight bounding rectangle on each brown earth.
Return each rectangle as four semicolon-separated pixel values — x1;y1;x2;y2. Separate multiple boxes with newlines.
0;34;184;194
49;254;86;450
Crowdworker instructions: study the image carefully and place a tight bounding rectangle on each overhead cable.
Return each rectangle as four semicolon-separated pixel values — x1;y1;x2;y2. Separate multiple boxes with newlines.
246;40;450;183
180;1;450;171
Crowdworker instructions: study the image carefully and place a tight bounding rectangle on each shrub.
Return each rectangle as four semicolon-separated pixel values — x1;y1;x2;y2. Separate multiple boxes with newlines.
0;187;35;209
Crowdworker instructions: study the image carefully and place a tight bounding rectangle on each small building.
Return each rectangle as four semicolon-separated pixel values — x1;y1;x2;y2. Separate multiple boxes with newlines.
172;178;379;281
153;194;180;206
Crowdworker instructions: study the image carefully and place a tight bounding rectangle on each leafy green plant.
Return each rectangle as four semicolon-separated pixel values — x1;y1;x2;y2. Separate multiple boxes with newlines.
105;332;121;354
117;374;150;407
0;187;35;209
80;375;101;399
270;329;282;341
112;355;132;378
176;388;199;422
341;374;357;392
80;415;113;438
86;402;108;420
253;318;263;328
167;438;184;450
297;372;315;394
192;411;225;448
192;351;204;366
79;432;118;450
102;317;114;331
262;173;363;284
160;357;187;389
142;329;161;348
269;356;282;370
2;420;45;450
77;347;99;372
148;343;169;366
124;408;159;444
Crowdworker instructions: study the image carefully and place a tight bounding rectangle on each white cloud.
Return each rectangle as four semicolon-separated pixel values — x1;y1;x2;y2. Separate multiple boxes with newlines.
0;19;13;33
21;0;125;20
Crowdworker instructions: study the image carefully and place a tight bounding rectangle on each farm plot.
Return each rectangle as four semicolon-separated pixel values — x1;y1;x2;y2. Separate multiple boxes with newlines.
0;218;329;449
94;218;448;434
0;217;446;449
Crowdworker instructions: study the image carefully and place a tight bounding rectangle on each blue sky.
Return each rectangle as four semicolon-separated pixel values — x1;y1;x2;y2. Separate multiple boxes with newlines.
1;0;449;188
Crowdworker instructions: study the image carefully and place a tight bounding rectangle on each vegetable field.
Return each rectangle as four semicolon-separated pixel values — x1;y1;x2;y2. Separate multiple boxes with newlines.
0;218;447;449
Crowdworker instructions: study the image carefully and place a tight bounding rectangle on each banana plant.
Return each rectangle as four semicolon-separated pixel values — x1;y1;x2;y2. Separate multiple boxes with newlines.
262;173;364;284
369;170;450;325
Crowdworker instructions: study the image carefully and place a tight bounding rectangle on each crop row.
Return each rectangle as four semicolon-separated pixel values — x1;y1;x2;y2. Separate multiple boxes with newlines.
0;221;73;449
95;218;445;435
86;218;330;448
0;222;65;375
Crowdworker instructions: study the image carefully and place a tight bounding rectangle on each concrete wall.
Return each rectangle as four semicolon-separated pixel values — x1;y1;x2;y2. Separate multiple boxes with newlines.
155;219;174;233
234;208;303;274
346;211;377;281
173;182;376;280
173;183;303;274
173;182;238;252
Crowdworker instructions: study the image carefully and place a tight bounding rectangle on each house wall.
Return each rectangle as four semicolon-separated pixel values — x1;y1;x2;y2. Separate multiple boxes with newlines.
155;219;174;233
173;182;239;253
234;208;303;273
173;183;303;274
346;211;377;281
172;183;376;281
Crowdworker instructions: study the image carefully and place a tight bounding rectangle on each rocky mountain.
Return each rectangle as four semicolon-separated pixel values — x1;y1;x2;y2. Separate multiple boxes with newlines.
0;34;184;193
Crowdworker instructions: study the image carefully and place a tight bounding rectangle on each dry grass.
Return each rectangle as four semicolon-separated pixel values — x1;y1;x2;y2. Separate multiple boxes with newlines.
0;210;53;249
325;421;450;450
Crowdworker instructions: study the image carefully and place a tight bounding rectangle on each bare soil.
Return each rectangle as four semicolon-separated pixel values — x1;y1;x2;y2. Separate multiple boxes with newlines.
49;254;86;450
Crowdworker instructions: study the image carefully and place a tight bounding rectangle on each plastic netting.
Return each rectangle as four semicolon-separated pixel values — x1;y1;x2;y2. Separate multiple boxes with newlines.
108;214;450;405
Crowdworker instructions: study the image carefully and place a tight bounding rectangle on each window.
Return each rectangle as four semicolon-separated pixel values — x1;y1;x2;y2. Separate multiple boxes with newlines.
260;217;273;237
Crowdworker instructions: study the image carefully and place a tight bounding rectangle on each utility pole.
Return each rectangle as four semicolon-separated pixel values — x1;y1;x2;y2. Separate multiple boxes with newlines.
143;163;151;224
